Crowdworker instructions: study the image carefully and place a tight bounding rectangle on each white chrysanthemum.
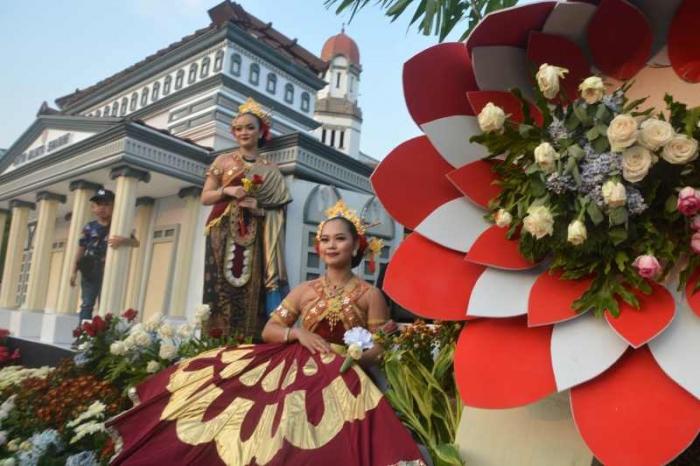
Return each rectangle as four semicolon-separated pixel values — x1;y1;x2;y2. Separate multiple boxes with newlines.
158;343;178;360
157;323;174;340
343;327;374;350
146;360;161;373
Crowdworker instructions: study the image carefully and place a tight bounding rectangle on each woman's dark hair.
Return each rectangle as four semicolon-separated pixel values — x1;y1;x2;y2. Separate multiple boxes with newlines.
323;217;366;268
235;112;267;147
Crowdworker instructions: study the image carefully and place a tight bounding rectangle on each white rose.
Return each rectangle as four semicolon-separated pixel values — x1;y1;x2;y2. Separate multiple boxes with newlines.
638;118;673;151
109;341;128;356
132;330;151;347
567;220;587;245
602;180;627;208
522;205;554;239
146;361;161;374
176;323;193;340
129;323;144;335
534;142;560;173
194;304;211;322
494;209;512;228
157;323;174;340
621;145;654;183
536;63;568;99
578;76;605;104
143;313;163;332
607;114;638;152
158;343;178;360
477;102;506;133
661;134;699;164
122;335;135;350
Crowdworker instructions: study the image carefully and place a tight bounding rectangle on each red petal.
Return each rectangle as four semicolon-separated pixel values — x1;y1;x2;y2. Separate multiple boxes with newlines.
605;283;675;348
464;226;535;270
446;160;501;209
383;233;485;321
527;31;591;103
571;347;700;466
684;270;700;318
586;0;653;80
371;136;461;229
403;42;478;125
466;91;544;126
668;0;700;83
466;2;557;51
528;272;591;327
455;316;556;408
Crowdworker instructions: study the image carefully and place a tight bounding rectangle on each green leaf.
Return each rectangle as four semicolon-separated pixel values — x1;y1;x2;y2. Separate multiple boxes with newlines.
665;194;678;214
567;144;585;160
431;443;465;466
592;136;610;153
585;126;599;141
609;227;628;245
615;251;629;272
587;202;604;225
608;207;628;226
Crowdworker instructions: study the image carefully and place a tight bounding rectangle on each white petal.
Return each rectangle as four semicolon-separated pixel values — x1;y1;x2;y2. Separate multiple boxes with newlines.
471;46;533;101
542;2;596;54
420;116;487;169
414;197;489;253
649;302;700;399
551;313;628;391
467;267;543;318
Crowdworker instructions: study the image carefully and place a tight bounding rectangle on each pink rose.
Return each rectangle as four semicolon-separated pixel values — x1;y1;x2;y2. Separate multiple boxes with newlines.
632;254;662;279
692;232;700;254
677;186;700;216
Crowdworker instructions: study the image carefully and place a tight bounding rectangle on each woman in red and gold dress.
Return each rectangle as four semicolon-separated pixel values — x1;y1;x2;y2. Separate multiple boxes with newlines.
107;202;426;466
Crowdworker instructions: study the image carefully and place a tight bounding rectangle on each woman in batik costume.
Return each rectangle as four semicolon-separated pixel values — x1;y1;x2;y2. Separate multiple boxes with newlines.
107;202;426;466
201;98;291;340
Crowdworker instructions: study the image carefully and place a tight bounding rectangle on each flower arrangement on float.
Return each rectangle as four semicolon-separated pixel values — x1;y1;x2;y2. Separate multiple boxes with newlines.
475;63;700;316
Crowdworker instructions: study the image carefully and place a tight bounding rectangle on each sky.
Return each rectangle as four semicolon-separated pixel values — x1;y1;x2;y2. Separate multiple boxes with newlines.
0;0;470;160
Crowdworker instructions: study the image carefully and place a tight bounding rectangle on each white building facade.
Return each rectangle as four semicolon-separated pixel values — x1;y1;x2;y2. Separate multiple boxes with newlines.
0;1;400;345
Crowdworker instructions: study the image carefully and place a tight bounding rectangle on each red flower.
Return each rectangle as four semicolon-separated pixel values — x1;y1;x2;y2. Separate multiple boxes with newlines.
72;327;83;338
82;321;96;337
0;346;9;361
252;174;264;185
0;328;9;340
91;316;107;334
208;328;223;339
122;308;138;322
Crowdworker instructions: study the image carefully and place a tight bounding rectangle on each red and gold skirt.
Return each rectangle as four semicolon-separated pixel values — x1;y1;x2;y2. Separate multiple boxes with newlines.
108;343;426;466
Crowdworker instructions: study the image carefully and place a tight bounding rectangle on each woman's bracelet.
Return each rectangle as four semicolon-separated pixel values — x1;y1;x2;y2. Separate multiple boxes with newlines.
284;327;291;343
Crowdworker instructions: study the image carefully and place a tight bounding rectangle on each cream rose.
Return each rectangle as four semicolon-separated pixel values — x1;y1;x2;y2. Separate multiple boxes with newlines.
607;114;638;152
109;340;128;356
534;142;560;173
567;219;587;245
578;76;605;104
536;63;568;99
602;180;627;208
157;323;174;340
132;330;151;347
146;361;161;374
477;102;506;133
522;205;554;239
638;118;673;151
661;134;699;164
158;343;177;360
494;209;512;228
621;145;653;183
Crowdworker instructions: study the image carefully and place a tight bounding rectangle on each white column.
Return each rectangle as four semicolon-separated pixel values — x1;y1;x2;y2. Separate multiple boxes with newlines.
98;166;149;316
23;192;66;310
123;197;154;311
168;187;202;317
0;201;35;309
0;210;9;259
55;180;101;314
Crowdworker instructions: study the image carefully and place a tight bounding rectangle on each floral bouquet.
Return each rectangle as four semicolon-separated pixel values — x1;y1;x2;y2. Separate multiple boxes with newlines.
340;326;374;373
474;63;700;316
241;173;264;194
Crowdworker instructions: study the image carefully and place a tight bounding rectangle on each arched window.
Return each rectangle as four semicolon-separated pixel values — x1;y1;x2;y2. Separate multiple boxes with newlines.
151;81;160;101
104;105;111;116
214;50;224;72
188;63;198;84
336;72;341;88
301;92;310;112
129;92;138;111
163;75;172;95
95;109;101;117
266;73;277;94
175;70;184;90
249;63;260;85
284;83;294;104
111;101;119;117
200;57;210;78
120;97;128;116
230;53;241;76
140;87;149;106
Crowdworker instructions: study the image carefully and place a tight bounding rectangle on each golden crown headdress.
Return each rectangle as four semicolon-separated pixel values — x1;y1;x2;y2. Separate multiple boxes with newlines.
235;97;272;128
316;200;366;241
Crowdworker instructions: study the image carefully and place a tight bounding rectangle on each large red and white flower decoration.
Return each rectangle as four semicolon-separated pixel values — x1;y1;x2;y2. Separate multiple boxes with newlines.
373;1;700;465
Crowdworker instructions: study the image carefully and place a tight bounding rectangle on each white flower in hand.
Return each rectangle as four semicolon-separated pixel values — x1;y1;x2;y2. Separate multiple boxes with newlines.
536;63;568;99
343;327;374;350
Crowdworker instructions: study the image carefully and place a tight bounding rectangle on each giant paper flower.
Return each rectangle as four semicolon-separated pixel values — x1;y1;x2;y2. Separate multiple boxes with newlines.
373;1;700;465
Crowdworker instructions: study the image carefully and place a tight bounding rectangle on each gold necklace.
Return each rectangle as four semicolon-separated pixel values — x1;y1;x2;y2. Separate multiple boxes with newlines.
322;274;354;330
